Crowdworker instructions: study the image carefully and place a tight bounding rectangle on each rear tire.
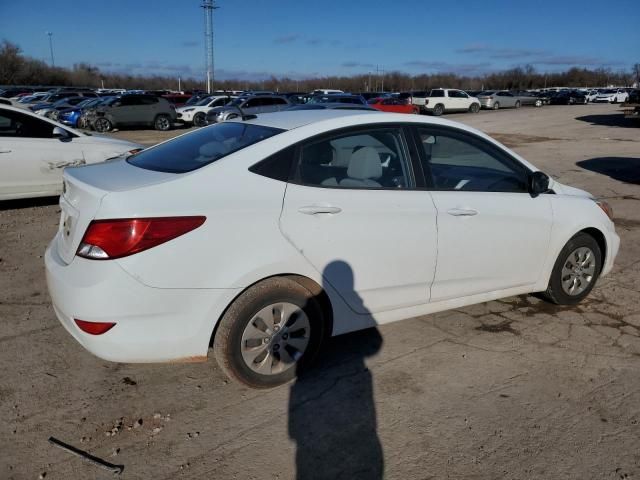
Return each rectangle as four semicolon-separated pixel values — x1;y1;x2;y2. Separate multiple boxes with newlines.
213;277;327;388
493;102;500;110
535;99;543;107
154;114;172;131
469;103;480;113
540;232;602;305
515;100;521;109
432;104;445;116
93;117;112;133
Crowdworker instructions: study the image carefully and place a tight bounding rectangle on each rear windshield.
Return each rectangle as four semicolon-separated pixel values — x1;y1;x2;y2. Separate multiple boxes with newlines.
128;122;284;173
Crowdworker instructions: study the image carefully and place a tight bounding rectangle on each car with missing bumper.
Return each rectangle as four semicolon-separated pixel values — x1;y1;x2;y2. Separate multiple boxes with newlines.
45;109;619;388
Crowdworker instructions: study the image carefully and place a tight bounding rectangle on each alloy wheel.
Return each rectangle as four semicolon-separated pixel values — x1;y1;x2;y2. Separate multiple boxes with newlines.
240;302;310;376
561;247;596;296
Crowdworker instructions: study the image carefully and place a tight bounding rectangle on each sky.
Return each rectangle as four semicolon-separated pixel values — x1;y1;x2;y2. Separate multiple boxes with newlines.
1;0;638;83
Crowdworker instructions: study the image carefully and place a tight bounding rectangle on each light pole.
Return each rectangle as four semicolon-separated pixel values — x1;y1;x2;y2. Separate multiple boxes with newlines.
46;31;55;67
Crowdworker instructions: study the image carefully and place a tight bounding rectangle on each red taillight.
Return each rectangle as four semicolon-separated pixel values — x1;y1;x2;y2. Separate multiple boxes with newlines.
77;216;206;260
74;319;116;335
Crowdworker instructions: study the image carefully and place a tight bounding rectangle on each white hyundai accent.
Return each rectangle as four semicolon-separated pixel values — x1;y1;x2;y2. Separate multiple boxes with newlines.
45;110;619;388
0;105;143;200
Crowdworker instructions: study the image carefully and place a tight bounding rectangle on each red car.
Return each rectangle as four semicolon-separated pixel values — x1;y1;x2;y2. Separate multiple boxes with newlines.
367;97;419;114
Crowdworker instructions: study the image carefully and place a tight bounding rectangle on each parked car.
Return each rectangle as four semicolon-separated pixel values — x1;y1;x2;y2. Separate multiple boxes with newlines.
206;95;290;124
33;96;92;120
87;95;177;132
424;89;481;115
45;109;619;388
0;87;33;98
550;90;587;105
0;105;143;200
511;91;545;107
367;97;419;114
176;95;236;127
594;89;629;104
286;103;376;111
161;93;192;108
584;90;599;102
477;91;520;110
29;92;98;112
311;89;344;95
410;91;429;111
308;94;366;105
58;97;113;128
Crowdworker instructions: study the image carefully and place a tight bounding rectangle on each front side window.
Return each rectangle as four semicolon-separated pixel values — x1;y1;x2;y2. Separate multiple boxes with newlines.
293;128;411;189
0;110;56;138
417;128;528;193
128;122;284;173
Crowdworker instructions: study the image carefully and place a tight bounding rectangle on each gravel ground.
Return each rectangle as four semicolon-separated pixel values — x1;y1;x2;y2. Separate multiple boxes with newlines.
1;103;639;480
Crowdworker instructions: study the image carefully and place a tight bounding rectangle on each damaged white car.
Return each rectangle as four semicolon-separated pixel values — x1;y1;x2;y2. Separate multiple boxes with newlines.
0;105;143;200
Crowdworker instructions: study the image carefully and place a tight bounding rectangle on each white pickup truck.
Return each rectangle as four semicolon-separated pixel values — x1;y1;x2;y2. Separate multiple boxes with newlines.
422;89;481;116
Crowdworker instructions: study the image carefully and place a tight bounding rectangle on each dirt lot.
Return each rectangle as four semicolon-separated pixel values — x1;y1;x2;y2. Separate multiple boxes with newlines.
1;104;639;480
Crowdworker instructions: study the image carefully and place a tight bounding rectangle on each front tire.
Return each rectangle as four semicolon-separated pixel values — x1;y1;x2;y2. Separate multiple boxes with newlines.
493;102;500;110
213;277;326;388
193;112;207;127
515;100;521;109
469;103;480;113
541;232;602;305
93;117;113;133
535;99;543;107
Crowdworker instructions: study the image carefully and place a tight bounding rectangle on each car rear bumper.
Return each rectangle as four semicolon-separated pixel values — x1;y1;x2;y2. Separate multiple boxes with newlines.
45;237;241;363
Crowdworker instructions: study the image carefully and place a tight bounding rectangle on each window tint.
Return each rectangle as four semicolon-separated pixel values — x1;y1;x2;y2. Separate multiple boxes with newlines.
128;122;284;173
449;90;467;98
293;128;411;189
430;90;445;97
0;109;56;138
418;128;528;193
139;96;158;105
249;146;295;181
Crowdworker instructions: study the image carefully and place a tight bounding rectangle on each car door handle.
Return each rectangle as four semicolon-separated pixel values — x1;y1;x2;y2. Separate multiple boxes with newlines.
447;208;478;216
298;205;342;215
0;149;11;153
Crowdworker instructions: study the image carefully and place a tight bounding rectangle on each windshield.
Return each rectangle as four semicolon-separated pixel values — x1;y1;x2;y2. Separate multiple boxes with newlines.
195;96;214;106
128;122;285;173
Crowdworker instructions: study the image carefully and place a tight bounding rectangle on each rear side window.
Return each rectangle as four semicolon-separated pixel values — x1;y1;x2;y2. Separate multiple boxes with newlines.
249;146;295;181
429;90;445;97
129;122;284;173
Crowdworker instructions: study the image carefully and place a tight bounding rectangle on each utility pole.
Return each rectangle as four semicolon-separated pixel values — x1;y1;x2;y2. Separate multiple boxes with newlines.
46;31;55;67
201;0;219;94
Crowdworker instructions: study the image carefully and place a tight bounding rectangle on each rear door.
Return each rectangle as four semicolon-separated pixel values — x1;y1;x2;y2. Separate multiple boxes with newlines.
280;125;438;314
448;90;469;110
413;126;552;301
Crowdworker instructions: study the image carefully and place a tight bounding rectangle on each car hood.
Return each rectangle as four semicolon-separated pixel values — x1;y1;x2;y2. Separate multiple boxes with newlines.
550;180;593;198
76;133;143;150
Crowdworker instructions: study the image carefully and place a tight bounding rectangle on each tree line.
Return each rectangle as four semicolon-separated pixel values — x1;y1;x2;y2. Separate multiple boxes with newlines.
1;40;638;93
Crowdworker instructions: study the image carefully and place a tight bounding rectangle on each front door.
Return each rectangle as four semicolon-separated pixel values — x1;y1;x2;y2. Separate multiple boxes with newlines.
280;125;438;314
414;126;553;302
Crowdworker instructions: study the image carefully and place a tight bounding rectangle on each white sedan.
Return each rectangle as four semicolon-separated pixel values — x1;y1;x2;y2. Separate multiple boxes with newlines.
176;95;236;127
45;110;619;388
0;105;143;200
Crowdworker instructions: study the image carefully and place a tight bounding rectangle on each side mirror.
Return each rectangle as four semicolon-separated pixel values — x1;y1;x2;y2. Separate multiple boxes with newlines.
528;171;550;197
52;126;71;141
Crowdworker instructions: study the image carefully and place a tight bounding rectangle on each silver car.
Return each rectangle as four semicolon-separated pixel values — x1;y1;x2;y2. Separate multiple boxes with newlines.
206;95;290;124
477;90;520;110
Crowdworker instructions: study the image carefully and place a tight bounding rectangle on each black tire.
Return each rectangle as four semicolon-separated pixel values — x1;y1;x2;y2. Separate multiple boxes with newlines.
541;232;602;305
213;276;327;389
154;114;172;131
515;100;521;109
469;103;480;113
432;104;445;116
93;117;112;133
492;102;500;110
193;112;206;127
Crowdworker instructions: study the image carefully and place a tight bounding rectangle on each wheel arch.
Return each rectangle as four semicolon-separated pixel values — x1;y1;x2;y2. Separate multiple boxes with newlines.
208;273;334;348
579;227;607;269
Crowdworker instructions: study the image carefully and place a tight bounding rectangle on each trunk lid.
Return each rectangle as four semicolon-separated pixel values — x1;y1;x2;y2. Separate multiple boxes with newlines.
56;159;177;264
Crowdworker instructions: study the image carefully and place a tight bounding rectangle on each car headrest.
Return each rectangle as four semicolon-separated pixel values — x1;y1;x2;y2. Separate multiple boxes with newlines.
348;146;382;180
